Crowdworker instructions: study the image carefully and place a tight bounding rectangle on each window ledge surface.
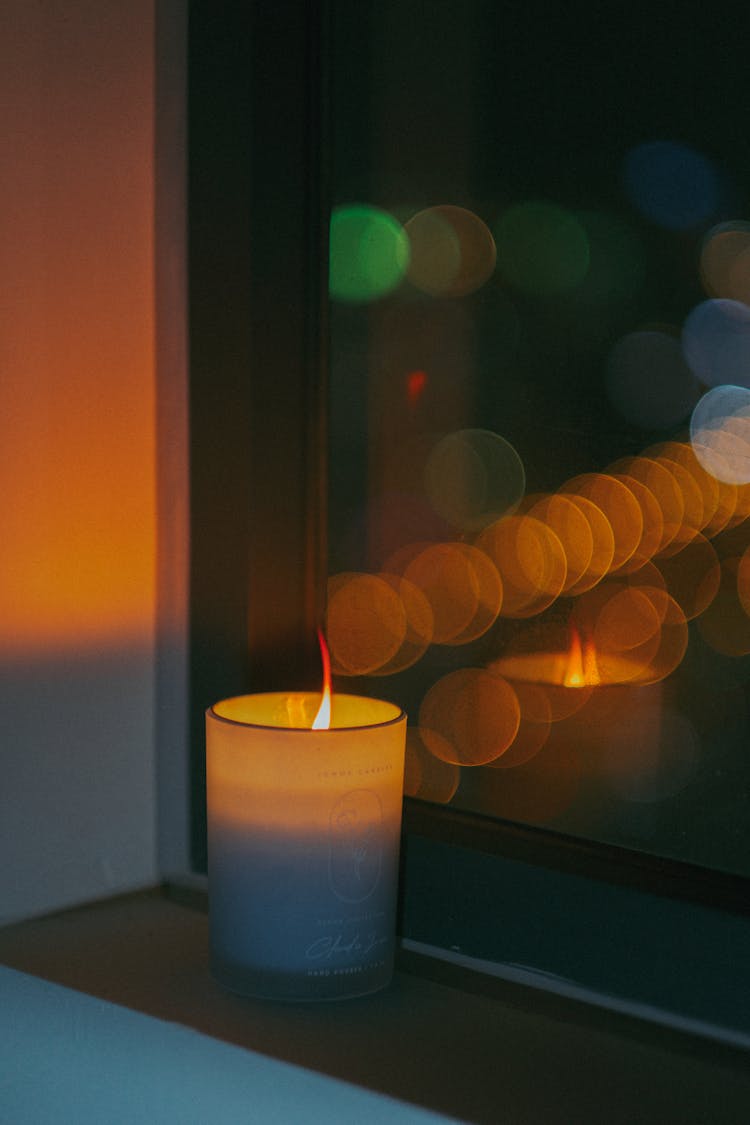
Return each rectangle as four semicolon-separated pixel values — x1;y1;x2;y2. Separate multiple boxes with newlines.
0;889;748;1125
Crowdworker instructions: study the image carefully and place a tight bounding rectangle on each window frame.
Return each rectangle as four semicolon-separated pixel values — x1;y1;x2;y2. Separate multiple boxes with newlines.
182;1;329;871
166;0;750;1046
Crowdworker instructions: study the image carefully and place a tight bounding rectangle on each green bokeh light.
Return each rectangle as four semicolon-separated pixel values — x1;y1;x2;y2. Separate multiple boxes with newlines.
495;201;590;296
329;205;410;302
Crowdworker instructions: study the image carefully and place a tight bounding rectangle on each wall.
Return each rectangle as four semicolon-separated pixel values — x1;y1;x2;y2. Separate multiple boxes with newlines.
0;1;157;922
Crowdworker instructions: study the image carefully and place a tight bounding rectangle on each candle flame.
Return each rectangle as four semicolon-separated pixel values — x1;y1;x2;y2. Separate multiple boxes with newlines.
312;628;332;729
563;627;600;688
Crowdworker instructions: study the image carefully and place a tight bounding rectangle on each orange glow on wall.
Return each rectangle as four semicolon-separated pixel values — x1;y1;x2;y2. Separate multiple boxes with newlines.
0;22;155;658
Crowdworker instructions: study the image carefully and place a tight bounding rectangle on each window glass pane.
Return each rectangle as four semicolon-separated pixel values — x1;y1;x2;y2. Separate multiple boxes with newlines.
327;1;750;877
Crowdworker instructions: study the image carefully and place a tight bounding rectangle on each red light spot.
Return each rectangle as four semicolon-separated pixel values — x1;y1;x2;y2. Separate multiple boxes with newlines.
407;369;428;406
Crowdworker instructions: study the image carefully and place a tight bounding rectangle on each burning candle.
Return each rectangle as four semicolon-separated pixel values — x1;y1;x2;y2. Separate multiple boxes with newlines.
205;639;407;1001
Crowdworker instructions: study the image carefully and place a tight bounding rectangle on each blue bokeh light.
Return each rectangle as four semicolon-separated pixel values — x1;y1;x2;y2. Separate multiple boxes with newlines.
624;141;723;231
682;299;750;389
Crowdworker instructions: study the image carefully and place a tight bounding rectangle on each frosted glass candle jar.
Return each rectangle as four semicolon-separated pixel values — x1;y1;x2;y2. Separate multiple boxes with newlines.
206;692;407;1001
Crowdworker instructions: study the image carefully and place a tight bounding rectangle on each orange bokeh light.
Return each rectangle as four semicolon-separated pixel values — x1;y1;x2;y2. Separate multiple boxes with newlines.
403;726;461;804
393;541;503;645
701;222;750;305
556;492;615;595
655;533;721;621
698;555;750;657
373;573;434;675
525;492;594;593
326;572;407;675
610;456;685;556
477;514;567;617
648;441;721;536
561;473;643;573
609;474;664;572
419;667;521;766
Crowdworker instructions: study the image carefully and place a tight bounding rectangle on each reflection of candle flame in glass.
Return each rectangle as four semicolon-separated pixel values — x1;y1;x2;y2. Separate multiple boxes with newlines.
312;628;332;729
562;628;600;688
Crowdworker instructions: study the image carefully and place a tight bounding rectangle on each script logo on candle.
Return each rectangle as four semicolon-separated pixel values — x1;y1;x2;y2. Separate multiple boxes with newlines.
328;788;383;903
304;930;389;963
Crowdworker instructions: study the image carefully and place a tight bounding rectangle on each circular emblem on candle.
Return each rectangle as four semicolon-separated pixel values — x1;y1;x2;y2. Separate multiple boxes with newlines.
328;789;383;903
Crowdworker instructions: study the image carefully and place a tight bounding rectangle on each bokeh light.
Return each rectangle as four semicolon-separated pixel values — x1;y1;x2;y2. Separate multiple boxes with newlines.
423;428;525;532
403;727;460;804
401;541;502;645
701;221;750;305
329;204;410;302
623;140;723;230
633;588;689;684
646;440;721;540
698;555;750;656
569;582;663;685
591;584;663;660
525;493;594;593
374;573;434;674
326;572;407;674
624;560;667;600
486;680;552;769
682;299;750;389
701;469;741;536
406;369;428;407
487;717;551;770
655;533;721;620
605;330;700;430
561;473;643;573
419;667;520;766
643;452;703;552
557;493;616;595
405;205;496;297
526;582;688;688
610;456;684;555
610;474;664;572
690;384;750;484
477;514;567;617
494;201;590;295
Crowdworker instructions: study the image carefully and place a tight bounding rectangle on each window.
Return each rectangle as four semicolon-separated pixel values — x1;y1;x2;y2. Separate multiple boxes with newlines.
182;3;750;1044
327;0;750;879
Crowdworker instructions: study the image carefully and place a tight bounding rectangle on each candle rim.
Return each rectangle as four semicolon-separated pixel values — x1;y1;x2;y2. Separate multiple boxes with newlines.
207;691;406;732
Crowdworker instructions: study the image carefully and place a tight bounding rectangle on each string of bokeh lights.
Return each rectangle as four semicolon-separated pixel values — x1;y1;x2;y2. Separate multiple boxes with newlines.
327;139;750;811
